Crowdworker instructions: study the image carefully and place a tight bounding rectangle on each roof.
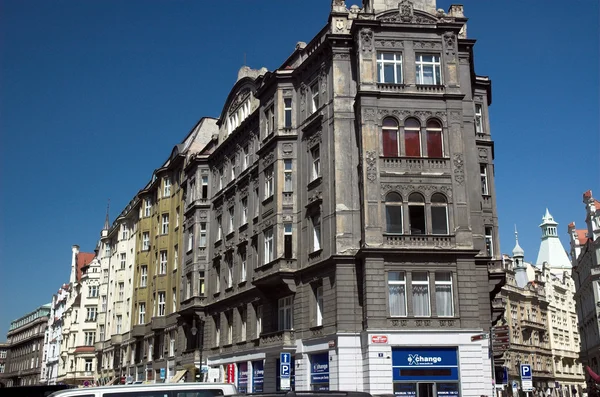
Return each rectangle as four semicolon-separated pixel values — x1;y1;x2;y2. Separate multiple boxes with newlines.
595;200;600;211
76;252;95;281
577;230;588;245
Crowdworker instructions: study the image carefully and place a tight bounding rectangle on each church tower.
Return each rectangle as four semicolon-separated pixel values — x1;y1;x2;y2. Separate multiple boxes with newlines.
535;208;572;275
513;227;529;288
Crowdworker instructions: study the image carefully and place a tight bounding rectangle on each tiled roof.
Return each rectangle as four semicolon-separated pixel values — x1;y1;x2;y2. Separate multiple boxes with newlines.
76;253;95;281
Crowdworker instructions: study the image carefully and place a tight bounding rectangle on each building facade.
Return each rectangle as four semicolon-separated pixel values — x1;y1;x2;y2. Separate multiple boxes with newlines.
178;1;504;396
40;283;70;385
570;190;600;381
0;342;8;383
1;304;51;386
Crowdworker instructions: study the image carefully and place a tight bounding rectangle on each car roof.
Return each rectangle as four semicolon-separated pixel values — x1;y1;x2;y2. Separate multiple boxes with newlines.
49;382;236;396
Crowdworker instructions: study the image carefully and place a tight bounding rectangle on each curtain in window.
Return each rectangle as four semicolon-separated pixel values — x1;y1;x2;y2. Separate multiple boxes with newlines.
382;118;399;157
412;284;430;316
426;120;443;158
436;284;453;316
389;285;406;316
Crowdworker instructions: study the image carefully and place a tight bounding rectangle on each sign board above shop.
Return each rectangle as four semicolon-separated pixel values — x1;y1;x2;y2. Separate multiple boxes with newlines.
392;347;459;382
371;335;388;344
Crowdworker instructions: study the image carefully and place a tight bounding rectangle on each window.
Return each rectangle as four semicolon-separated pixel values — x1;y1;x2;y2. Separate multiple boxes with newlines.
408;193;426;235
278;296;294;330
163;177;171;197
201;175;209;198
485;227;494;257
240;249;247;282
144;198;152;217
264;228;274;264
187;226;194;252
104;243;111;258
118;282;124;301
426;119;443;157
377;52;403;84
385;192;403;234
230;157;236;180
431;193;448;235
139;302;146;324
315;285;324;326
388;272;407;317
266;105;275;136
101;295;107;312
173;245;178;270
116;315;122;333
140;265;148;288
311;146;321;181
312;214;322;252
199;223;207;247
172;288;177;313
216;215;222;241
86;307;97;322
412;272;431;317
242;145;249;170
189;180;196;203
169;331;175;356
284;159;293;191
219;167;224;190
241;198;248;225
435;272;454;316
480;164;489;195
254;187;260;217
176;208;180;228
215;264;221;293
88;285;98;298
159;250;168;275
122;224;129;240
142;232;150;251
214;316;220;346
161;214;169;235
264;166;274;199
240;306;247;341
284;98;293;128
199;271;205;296
120;253;126;270
382;117;399;157
228;206;235;233
226;311;233;344
311;82;319;113
404;118;421;157
99;325;105;341
284;223;293;258
227;257;233;289
158;292;166;316
415;54;442;85
475;104;483;133
84;332;95;346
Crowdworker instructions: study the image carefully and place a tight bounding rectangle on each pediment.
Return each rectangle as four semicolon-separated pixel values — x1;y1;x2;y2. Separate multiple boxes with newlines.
377;8;438;24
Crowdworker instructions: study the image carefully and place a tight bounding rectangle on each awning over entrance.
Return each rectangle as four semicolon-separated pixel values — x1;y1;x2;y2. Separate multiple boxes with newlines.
586;366;600;384
170;369;187;383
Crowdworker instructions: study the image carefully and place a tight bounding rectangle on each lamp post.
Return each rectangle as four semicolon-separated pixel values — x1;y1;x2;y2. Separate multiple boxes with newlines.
190;317;203;382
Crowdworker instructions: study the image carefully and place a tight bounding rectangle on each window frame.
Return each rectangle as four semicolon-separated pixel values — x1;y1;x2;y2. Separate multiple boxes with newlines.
311;214;322;252
385;192;403;234
315;285;324;326
284;97;293;128
228;206;235;234
485;226;494;257
140;265;148;288
411;272;431;317
475;103;484;133
481;164;489;196
142;231;150;251
264;166;274;199
408;192;426;235
434;272;454;317
159;250;168;275
264;227;274;264
415;53;442;85
311;82;319;113
161;213;169;235
311;146;321;181
377;52;403;84
158;292;166;317
278;296;294;330
426;119;443;158
144;198;152;217
138;302;146;325
430;193;449;235
163;177;171;197
388;271;407;317
199;223;207;248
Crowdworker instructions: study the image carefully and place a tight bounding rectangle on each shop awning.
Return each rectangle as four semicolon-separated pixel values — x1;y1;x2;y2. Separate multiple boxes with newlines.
170;370;187;383
586;366;600;384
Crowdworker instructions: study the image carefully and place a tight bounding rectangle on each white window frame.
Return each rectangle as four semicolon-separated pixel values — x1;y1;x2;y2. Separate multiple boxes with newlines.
264;228;274;264
475;103;484;133
201;175;209;199
173;245;178;270
415;54;442;85
311;146;321;181
264;167;274;199
312;214;322;252
284;97;293;128
265;105;275;136
219;167;224;190
169;331;175;357
316;285;324;326
122;224;129;240
120;253;126;270
214;316;220;346
481;164;489;195
216;215;223;241
243;145;249;170
172;288;177;313
240;250;247;282
142;232;150;251
240;307;247;342
159;250;168;275
199;223;207;247
434;272;454;317
241;197;248;225
230;157;236;180
101;295;107;312
118;282;124;301
284;159;293;192
278;296;294;330
161;213;169;235
187;227;194;252
485;226;494;257
377;52;403;84
144;198;152;217
158;292;166;317
88;285;98;298
139;303;146;325
227;258;233;289
140;265;148;288
84;332;95;346
226;311;233;345
411;272;431;317
311;82;319;113
116;315;122;333
228;206;235;234
163;177;171;197
388;271;407;317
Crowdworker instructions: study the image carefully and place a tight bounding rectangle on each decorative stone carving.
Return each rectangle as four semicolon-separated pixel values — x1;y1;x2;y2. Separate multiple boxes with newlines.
449;110;462;123
332;0;345;6
362;107;376;122
282;89;292;96
230;88;251;111
305;130;322;149
399;0;413;22
283;215;293;222
391;319;408;327
375;40;403;48
443;32;456;58
415;320;431;327
264;218;274;227
376;109;447;124
360;29;373;53
334;18;346;33
199;211;208;219
453;153;465;185
333;52;351;60
365;150;378;183
439;185;453;200
262;152;275;167
282;143;293;157
478;148;488;160
413;41;441;50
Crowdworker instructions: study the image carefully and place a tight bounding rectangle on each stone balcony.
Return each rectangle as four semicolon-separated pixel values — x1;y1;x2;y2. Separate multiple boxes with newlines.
521;318;546;331
110;334;122;345
252;258;298;296
380;157;450;174
384;234;455;249
258;330;295;351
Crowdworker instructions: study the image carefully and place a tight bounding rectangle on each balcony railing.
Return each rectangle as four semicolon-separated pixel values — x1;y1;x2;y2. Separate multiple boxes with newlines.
253;258;298;285
521;318;546;330
380;157;450;172
259;330;295;349
384;234;455;249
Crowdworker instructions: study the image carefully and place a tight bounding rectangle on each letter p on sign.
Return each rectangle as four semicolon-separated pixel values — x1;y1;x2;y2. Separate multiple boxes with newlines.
520;364;532;380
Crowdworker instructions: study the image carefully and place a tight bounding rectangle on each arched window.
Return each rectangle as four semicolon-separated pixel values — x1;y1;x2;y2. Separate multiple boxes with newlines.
426;119;443;158
382;117;399;157
404;118;421;157
431;193;448;235
408;192;425;235
385;192;403;233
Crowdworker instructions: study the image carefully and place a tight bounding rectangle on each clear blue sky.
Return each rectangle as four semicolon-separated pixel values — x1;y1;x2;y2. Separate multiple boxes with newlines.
0;0;598;339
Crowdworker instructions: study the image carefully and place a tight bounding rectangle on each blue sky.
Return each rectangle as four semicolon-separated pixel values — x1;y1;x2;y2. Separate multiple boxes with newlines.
0;0;598;338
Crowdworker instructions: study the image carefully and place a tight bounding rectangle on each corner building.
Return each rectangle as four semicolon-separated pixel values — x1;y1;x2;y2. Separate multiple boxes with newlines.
183;1;504;396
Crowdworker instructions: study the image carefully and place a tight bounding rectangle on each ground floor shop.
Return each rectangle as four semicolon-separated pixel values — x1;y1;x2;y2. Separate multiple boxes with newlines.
204;330;493;397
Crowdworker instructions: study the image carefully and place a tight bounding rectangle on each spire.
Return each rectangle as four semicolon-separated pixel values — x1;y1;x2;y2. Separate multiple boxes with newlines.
101;200;110;239
539;208;558;238
512;225;525;259
535;208;572;274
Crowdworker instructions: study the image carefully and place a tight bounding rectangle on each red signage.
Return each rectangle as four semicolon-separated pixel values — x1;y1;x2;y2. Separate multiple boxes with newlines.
371;335;388;344
227;363;235;383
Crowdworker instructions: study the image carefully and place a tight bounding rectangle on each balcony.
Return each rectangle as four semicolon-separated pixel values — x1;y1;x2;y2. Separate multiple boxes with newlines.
282;192;294;207
415;84;445;93
180;296;206;313
380;157;450;173
521;318;545;331
110;334;122;345
384;234;455;249
131;325;146;338
258;330;296;350
252;258;298;296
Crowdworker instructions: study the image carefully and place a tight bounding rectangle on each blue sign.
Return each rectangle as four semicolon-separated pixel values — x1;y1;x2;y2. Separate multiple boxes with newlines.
394;383;416;397
310;352;329;389
437;383;460;397
392;347;458;382
252;360;264;393
238;362;248;394
520;364;532;380
280;352;291;380
281;364;291;376
160;368;165;380
280;352;291;365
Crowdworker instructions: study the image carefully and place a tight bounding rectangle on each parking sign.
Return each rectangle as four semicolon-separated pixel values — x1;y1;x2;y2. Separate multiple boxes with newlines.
520;364;532;380
280;352;292;391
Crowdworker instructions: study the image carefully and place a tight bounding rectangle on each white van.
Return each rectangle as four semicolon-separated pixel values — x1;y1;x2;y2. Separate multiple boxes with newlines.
48;382;238;397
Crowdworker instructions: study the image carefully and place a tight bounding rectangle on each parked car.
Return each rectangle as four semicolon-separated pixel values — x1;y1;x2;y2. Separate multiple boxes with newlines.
47;382;238;397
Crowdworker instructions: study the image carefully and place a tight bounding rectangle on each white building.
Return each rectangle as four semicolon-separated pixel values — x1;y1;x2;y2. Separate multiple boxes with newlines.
569;190;600;384
40;283;70;384
56;245;99;386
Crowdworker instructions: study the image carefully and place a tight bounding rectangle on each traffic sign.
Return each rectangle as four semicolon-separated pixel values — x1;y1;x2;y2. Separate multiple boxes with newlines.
522;380;533;391
281;364;291;376
280;352;292;391
520;364;532;380
471;333;489;342
280;352;291;365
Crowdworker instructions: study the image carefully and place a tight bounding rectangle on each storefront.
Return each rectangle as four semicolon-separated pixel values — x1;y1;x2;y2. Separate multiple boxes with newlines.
392;347;460;397
310;353;329;391
252;360;264;392
238;362;249;393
